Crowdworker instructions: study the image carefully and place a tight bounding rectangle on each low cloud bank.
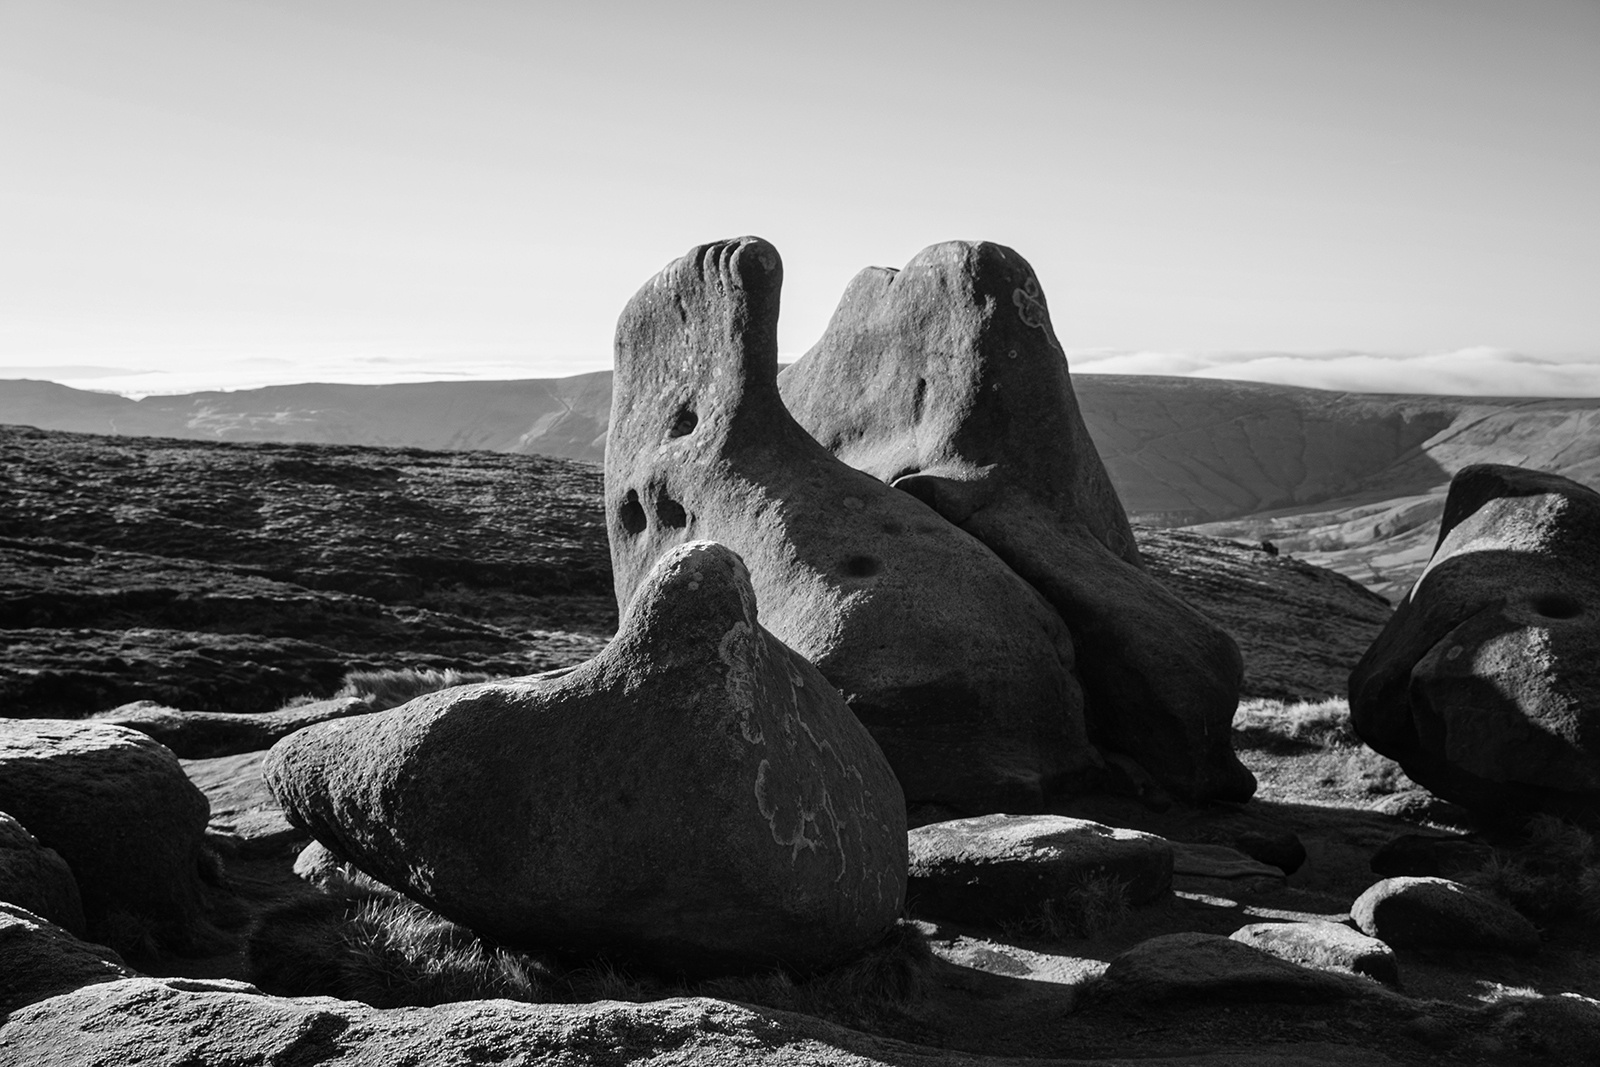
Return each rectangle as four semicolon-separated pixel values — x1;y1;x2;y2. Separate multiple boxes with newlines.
1068;347;1600;397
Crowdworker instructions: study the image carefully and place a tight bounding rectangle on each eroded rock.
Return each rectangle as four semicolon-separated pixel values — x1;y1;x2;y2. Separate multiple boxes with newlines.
0;901;133;1016
1100;932;1358;1003
779;241;1252;805
99;696;373;759
267;541;905;975
0;813;85;936
606;237;1096;812
1351;876;1539;954
1229;921;1399;986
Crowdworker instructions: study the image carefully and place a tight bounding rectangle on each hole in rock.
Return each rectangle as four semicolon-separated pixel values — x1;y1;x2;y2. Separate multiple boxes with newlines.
843;554;882;578
668;407;698;438
618;490;647;535
655;494;688;529
1531;593;1583;619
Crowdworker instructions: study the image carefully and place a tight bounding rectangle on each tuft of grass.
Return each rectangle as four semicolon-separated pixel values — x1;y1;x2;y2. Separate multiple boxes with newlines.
1232;698;1360;751
1002;872;1131;942
334;667;496;713
246;888;557;1008
1467;815;1600;925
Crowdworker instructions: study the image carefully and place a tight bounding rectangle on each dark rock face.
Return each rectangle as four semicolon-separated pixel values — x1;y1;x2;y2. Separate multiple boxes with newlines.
906;814;1171;927
605;237;1096;813
0;720;213;954
0;813;85;935
0;901;133;1017
1100;932;1359;1003
0;426;614;715
779;241;1251;804
1349;464;1600;819
1369;833;1495;880
1351;876;1540;955
267;541;906;976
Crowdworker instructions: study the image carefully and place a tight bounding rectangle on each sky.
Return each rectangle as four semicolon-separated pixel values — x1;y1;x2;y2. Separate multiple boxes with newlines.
1;0;1597;397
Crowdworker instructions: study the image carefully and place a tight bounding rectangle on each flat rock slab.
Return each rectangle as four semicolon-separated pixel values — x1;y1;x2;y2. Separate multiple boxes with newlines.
0;975;1402;1066
100;697;374;759
908;814;1172;927
1351;876;1540;954
183;752;304;858
1170;842;1287;880
0;901;133;1016
1229;921;1399;986
1100;932;1361;1003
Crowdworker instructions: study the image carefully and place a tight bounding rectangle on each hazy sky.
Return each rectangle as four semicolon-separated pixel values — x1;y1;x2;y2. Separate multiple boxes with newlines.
2;0;1597;396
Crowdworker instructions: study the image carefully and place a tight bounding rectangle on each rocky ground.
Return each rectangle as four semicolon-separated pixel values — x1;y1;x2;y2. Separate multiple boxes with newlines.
3;423;1597;1065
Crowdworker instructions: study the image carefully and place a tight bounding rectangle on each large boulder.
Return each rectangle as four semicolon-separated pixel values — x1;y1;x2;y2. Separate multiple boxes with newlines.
267;540;906;976
779;241;1252;804
0;719;214;956
1349;465;1600;819
1351;876;1540;954
907;814;1172;928
605;236;1098;813
0;901;134;1016
0;812;84;936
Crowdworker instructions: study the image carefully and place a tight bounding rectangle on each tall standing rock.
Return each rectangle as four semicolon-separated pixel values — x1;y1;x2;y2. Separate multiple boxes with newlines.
606;237;1099;812
267;541;906;976
1350;464;1600;819
779;241;1252;803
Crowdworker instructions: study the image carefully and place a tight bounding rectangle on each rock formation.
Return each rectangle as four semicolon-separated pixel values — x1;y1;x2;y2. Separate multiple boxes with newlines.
0;813;85;936
267;541;906;976
606;237;1098;812
0;719;214;955
1349;464;1600;819
779;240;1252;803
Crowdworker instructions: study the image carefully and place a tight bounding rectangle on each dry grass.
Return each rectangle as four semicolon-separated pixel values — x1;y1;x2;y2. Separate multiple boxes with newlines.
1467;815;1600;926
1232;697;1360;751
1001;873;1132;942
334;667;496;712
1233;697;1410;806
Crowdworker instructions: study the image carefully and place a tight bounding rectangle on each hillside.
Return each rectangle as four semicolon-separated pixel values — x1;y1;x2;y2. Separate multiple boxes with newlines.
7;372;1599;598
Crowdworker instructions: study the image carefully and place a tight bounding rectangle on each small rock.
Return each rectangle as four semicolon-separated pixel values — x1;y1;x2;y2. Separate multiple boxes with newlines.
907;813;1173;927
0;901;133;1016
1170;841;1286;881
292;840;386;893
1233;829;1307;875
1372;791;1476;829
0;811;85;936
1100;932;1357;1003
1370;833;1495;879
0;719;215;956
99;697;373;759
1351;876;1540;954
1230;921;1399;986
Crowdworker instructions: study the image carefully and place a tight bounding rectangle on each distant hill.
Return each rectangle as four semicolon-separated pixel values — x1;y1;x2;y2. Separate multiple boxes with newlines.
7;372;1598;598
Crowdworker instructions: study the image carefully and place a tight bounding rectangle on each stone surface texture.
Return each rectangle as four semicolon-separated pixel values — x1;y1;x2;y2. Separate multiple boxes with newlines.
780;240;1251;804
907;814;1172;926
0;901;133;1016
0;812;85;936
1349;464;1600;818
0;719;212;952
1229;921;1399;986
1350;876;1540;954
267;541;906;975
605;237;1097;813
98;697;373;759
1100;932;1360;1003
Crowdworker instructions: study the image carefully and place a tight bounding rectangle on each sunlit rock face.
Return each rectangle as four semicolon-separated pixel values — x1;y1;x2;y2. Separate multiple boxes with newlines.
780;240;1252;804
1350;464;1600;821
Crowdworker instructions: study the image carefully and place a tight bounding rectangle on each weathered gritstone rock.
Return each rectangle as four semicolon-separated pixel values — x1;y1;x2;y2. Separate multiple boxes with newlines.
1351;876;1540;954
267;541;906;976
0;719;213;955
1229;921;1400;987
182;751;303;858
1100;932;1361;1003
779;241;1252;805
99;697;373;759
1349;464;1600;820
606;237;1096;813
0;901;133;1016
907;814;1171;927
0;976;1401;1067
0;813;85;936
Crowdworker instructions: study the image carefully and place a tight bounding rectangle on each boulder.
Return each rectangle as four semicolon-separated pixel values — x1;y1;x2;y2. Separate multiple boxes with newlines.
0;719;214;956
267;540;906;976
779;241;1252;804
605;236;1097;813
1351;876;1540;954
907;814;1171;927
1349;465;1600;820
1369;833;1494;879
0;901;133;1016
98;696;373;759
0;812;85;936
1170;842;1287;881
1229;921;1399;986
1099;932;1358;1003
